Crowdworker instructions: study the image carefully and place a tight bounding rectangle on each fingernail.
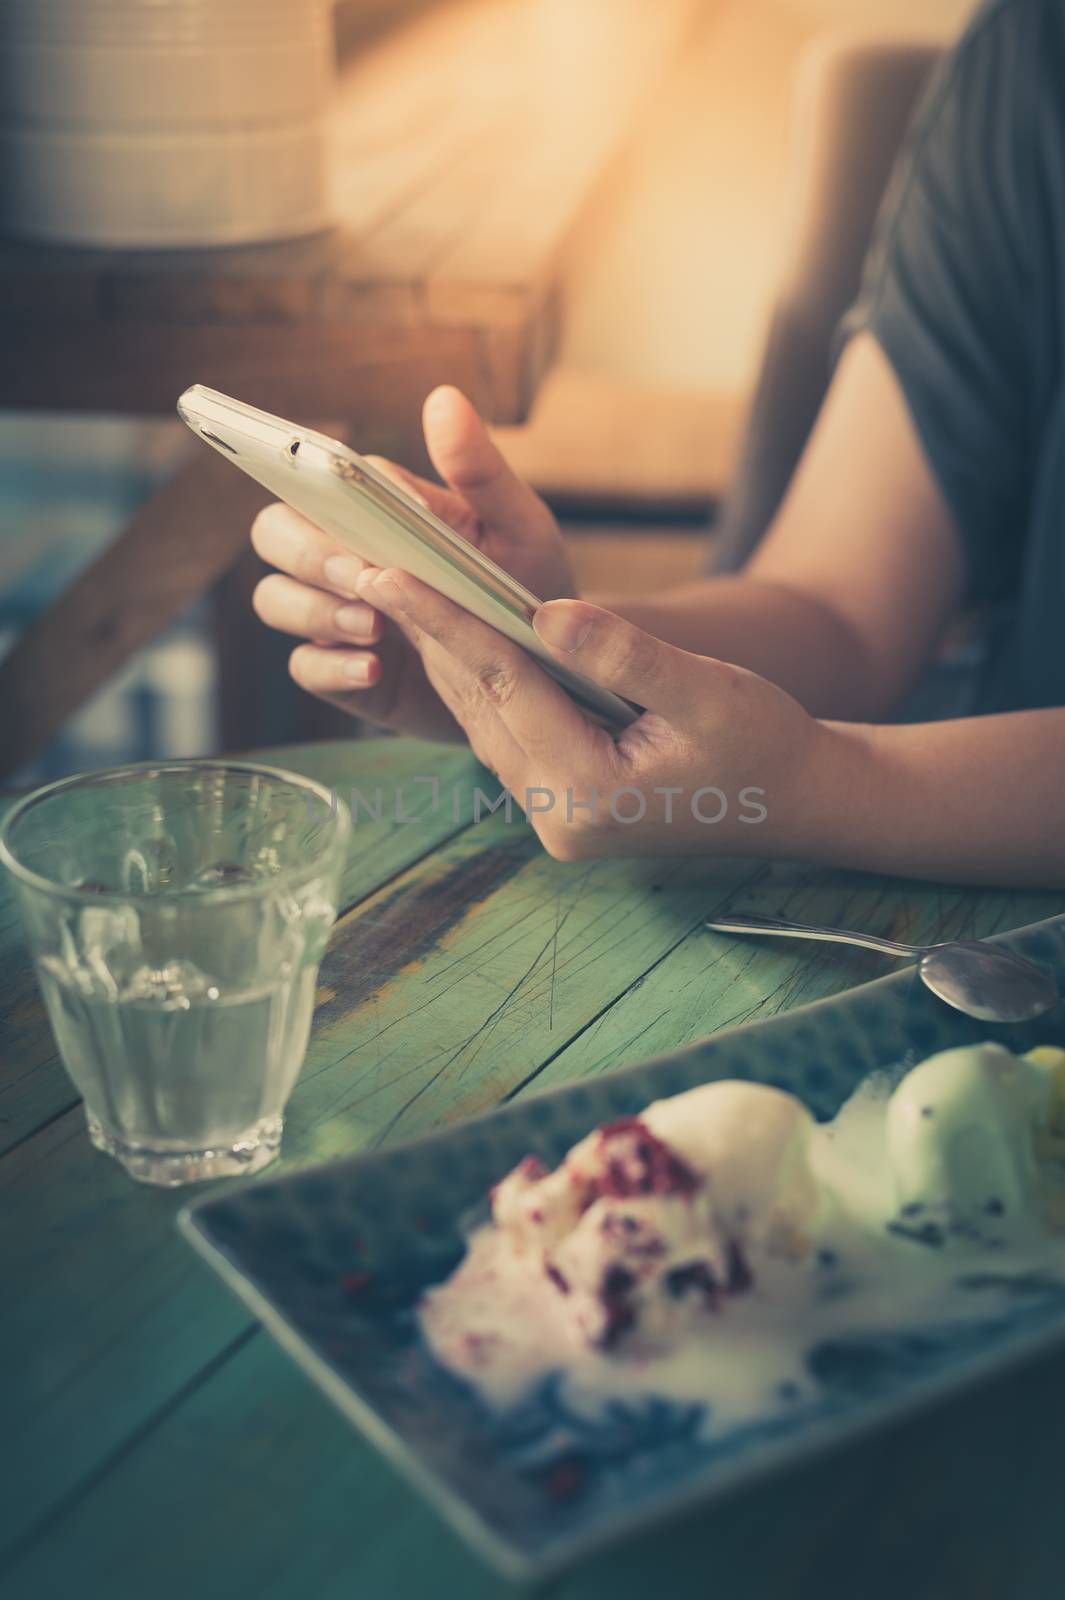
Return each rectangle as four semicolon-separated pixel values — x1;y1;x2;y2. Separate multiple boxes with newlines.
371;572;407;611
254;502;295;534
533;602;592;653
323;555;365;598
425;386;454;417
344;656;372;682
335;602;374;638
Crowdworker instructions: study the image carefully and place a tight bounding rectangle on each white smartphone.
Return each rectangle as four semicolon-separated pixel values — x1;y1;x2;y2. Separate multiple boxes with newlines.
177;385;641;733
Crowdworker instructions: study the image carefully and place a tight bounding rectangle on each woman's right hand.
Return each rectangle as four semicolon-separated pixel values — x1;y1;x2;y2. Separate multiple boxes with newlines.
249;384;577;742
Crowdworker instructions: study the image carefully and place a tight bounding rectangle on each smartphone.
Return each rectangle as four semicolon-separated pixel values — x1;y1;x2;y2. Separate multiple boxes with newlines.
177;385;641;733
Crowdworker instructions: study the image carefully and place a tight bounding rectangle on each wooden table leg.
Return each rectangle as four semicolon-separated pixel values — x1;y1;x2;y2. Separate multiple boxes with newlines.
211;546;362;751
0;414;435;778
0;449;270;781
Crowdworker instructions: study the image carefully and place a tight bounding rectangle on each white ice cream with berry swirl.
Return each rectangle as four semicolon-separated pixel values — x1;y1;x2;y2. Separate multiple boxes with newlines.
486;1086;821;1352
419;1046;1065;1420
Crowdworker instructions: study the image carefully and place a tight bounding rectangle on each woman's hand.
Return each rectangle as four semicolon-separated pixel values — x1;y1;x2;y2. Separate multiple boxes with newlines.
355;566;829;860
249;385;576;740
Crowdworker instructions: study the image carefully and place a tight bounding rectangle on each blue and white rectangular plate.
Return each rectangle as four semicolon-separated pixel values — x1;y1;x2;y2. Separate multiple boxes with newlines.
179;916;1065;1582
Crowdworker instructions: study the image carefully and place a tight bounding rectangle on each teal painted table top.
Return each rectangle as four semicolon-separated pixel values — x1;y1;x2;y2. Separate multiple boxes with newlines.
4;738;1065;1600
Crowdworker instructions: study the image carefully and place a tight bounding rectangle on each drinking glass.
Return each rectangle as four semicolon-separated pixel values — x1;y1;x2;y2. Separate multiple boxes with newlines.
0;760;350;1185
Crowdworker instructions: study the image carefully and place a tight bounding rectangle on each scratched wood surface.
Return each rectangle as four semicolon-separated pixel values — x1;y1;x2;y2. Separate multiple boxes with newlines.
3;738;1065;1600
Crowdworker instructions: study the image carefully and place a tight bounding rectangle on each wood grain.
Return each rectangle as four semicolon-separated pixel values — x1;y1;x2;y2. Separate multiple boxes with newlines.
9;1304;1065;1600
0;740;479;1150
3;738;1063;1597
0;317;497;423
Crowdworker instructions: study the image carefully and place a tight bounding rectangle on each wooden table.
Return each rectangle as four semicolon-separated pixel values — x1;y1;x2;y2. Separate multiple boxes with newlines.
4;738;1065;1598
0;0;698;774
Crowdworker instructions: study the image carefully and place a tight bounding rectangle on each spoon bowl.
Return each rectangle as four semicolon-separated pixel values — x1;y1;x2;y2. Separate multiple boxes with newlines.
705;913;1060;1025
917;939;1059;1023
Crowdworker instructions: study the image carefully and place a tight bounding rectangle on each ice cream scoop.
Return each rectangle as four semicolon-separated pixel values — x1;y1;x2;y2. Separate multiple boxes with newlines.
641;1081;820;1258
487;1083;821;1352
884;1043;1065;1235
885;1043;1051;1230
421;1041;1065;1429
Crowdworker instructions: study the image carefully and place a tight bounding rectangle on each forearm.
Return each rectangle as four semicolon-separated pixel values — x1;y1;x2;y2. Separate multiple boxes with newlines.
591;574;888;721
799;710;1065;888
585;337;968;726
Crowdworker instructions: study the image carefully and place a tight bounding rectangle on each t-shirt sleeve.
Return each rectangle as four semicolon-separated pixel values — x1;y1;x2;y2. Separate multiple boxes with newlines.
839;1;1039;603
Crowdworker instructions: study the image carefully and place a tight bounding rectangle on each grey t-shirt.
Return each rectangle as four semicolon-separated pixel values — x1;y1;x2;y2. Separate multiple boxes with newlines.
842;0;1065;713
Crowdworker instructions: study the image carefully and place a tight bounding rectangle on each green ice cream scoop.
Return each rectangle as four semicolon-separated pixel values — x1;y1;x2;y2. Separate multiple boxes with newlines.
885;1043;1065;1230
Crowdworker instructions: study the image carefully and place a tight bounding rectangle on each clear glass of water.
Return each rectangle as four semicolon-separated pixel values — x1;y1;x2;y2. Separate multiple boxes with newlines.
0;761;350;1186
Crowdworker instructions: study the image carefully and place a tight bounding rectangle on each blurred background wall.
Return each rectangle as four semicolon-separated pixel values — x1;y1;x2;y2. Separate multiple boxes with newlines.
2;0;974;781
494;0;972;593
558;0;971;394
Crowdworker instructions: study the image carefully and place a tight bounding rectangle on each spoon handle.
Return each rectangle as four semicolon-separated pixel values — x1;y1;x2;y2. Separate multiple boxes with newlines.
705;912;922;960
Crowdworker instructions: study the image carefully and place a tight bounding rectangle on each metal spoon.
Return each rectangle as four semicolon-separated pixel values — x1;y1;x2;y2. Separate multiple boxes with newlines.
705;911;1059;1024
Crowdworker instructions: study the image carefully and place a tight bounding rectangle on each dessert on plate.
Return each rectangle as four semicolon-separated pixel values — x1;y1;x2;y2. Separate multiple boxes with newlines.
420;1043;1065;1417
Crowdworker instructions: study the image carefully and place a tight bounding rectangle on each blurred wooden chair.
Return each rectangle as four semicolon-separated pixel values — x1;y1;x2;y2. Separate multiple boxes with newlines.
711;36;940;570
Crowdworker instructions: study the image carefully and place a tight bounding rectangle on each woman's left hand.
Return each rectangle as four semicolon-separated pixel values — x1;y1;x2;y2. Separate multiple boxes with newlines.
356;567;830;860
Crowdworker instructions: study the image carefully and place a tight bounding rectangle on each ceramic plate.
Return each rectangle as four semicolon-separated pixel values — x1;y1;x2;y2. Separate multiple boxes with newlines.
179;916;1065;1581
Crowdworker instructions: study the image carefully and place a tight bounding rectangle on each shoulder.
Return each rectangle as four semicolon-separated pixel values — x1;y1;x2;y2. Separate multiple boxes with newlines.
884;0;1057;238
951;0;1056;55
929;0;1060;104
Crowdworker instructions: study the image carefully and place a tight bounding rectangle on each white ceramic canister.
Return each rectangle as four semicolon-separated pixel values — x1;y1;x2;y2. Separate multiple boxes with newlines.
0;0;336;247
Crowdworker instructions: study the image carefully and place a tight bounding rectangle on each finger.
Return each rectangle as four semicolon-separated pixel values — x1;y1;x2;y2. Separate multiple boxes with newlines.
359;567;610;770
345;562;430;655
253;573;383;646
251;502;369;600
532;600;706;720
288;643;381;696
362;455;482;545
419;640;529;785
421;386;547;538
326;561;528;779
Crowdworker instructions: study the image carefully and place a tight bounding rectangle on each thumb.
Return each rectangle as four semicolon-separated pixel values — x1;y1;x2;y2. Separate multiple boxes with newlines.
422;385;547;538
532;600;704;719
